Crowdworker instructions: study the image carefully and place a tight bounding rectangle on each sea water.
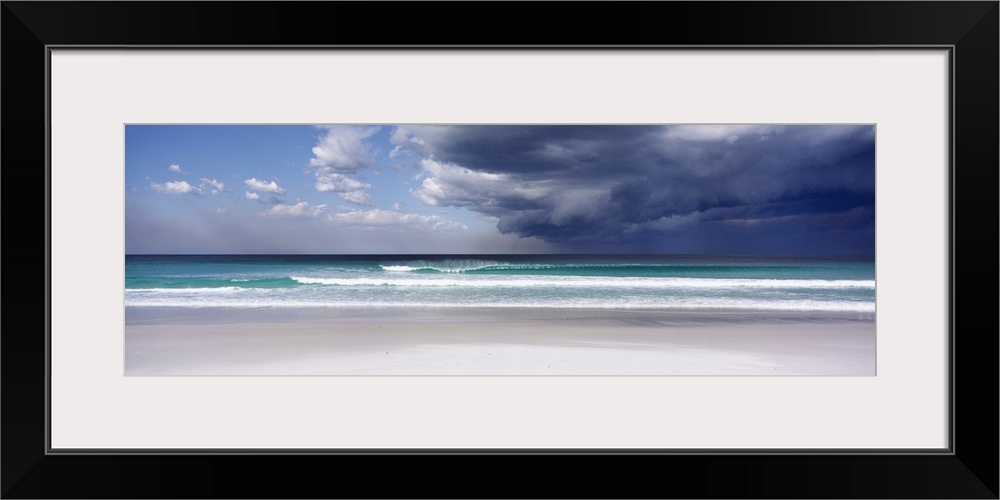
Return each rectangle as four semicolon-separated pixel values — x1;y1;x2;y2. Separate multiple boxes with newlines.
124;255;875;316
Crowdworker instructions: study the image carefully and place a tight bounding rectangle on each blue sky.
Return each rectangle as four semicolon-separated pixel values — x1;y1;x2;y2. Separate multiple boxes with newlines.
125;125;875;254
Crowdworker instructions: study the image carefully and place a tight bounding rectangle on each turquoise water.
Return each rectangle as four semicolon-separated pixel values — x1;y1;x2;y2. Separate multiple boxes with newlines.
124;255;875;314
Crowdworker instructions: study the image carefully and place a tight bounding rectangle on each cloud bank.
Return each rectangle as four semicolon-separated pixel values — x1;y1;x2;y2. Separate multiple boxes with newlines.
393;125;876;253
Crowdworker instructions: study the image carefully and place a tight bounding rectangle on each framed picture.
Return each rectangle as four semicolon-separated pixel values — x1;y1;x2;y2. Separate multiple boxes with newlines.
5;2;996;498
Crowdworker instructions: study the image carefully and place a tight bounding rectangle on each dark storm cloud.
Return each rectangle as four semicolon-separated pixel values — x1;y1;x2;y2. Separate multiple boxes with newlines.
399;125;875;254
394;125;649;176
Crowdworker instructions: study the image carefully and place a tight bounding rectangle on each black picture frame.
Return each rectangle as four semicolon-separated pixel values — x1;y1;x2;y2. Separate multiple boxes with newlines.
3;2;996;498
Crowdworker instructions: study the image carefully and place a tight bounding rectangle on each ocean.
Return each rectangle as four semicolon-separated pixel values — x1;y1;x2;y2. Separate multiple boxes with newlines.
124;255;875;316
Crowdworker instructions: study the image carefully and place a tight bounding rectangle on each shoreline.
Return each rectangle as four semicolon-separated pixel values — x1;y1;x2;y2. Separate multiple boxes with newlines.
126;305;875;325
124;306;875;376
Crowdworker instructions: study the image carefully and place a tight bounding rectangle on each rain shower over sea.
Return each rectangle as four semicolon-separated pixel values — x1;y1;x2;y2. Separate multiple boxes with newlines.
125;254;875;316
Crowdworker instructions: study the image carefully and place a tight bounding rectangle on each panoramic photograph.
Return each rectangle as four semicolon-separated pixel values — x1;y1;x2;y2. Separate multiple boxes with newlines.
124;124;876;376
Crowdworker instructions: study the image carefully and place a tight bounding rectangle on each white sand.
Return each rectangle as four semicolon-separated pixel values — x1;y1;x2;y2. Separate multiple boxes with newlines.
124;308;875;376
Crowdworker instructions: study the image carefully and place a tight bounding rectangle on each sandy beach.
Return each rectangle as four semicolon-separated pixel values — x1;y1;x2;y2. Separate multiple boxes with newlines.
124;308;875;376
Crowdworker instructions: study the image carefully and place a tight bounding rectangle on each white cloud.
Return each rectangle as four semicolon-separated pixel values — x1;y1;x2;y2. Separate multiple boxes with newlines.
244;178;286;195
410;158;548;210
389;126;410;145
315;172;370;192
328;209;467;231
168;164;184;174
314;172;372;206
261;201;327;218
308;126;379;173
245;191;261;201
387;126;429;158
307;126;381;205
150;180;203;195
200;178;225;194
340;190;373;206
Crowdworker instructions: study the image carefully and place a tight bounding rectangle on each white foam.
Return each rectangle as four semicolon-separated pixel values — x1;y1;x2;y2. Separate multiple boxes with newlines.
380;265;419;272
292;276;874;289
379;260;507;273
124;293;875;313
